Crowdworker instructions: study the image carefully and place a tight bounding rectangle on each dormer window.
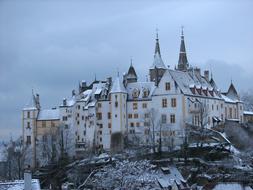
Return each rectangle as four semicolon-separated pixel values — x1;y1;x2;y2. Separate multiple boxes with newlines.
142;88;150;98
196;88;202;95
132;88;140;99
209;90;214;96
190;87;195;94
165;82;171;91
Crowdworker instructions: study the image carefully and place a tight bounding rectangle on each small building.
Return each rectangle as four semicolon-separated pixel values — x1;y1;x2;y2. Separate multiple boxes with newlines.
243;111;253;123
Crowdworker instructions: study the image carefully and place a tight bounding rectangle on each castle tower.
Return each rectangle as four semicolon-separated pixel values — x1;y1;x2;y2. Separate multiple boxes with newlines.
177;27;189;72
22;91;40;168
149;31;167;86
123;59;138;86
109;74;127;152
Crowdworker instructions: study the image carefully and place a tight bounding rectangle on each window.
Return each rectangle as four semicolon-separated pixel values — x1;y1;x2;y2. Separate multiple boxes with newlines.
229;108;232;118
77;113;79;117
108;123;111;128
96;113;102;120
99;124;103;128
100;137;102;142
136;122;140;127
128;114;132;118
212;104;214;111
161;114;167;124
27;122;31;129
170;114;176;123
162;98;167;108
77;121;80;125
42;121;46;128
97;103;102;108
133;102;138;110
77;105;80;110
62;116;68;121
26;136;31;144
99;131;102;135
165;82;171;91
144;113;149;118
82;115;84;120
144;122;150;126
115;101;118;107
217;105;219;111
134;113;138;118
221;104;223;109
171;98;177;107
108;112;111;119
142;103;147;108
65;125;68;129
27;111;30;118
130;123;134;127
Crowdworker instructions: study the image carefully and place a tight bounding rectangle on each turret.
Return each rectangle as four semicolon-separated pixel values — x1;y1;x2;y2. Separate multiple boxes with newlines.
22;90;39;168
149;31;167;86
109;74;127;152
124;59;138;86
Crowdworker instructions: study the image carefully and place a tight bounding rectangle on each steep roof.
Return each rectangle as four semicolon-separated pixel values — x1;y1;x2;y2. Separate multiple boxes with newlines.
167;69;221;99
110;76;127;94
127;64;137;79
23;93;38;110
150;35;166;69
210;77;218;90
226;82;239;100
126;81;156;100
177;28;189;71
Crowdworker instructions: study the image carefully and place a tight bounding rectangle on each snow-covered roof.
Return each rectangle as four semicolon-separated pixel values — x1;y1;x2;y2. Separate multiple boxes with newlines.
110;76;127;94
150;52;166;69
126;82;156;100
168;69;221;99
221;94;238;104
0;179;41;190
23;94;38;110
37;109;60;120
244;111;253;115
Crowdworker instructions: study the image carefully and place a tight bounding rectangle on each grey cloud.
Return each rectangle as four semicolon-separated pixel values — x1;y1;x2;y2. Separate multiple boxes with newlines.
0;0;253;141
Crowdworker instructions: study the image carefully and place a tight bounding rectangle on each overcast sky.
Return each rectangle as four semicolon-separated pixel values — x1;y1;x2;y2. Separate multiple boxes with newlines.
0;0;253;141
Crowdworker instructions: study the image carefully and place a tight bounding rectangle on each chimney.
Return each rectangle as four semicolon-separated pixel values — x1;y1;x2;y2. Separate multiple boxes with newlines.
81;80;87;88
72;90;76;97
194;67;201;77
63;98;67;106
204;70;209;81
107;77;112;85
24;169;32;190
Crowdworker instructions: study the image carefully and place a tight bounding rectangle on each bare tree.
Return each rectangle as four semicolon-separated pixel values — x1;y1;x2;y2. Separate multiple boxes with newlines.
4;137;28;180
144;108;162;153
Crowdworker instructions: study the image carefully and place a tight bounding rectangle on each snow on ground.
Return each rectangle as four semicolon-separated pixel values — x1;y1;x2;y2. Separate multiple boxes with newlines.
85;159;188;189
213;183;253;190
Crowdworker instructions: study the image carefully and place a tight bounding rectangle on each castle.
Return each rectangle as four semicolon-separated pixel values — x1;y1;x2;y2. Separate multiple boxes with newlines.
22;29;244;168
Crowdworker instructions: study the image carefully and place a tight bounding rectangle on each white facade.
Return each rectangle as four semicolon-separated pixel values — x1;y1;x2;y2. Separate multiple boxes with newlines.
22;31;245;161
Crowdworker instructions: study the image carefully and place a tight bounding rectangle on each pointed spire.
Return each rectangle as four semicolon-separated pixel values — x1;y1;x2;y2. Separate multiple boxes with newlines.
110;74;127;94
154;28;161;56
177;26;189;71
227;81;239;100
150;29;166;69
